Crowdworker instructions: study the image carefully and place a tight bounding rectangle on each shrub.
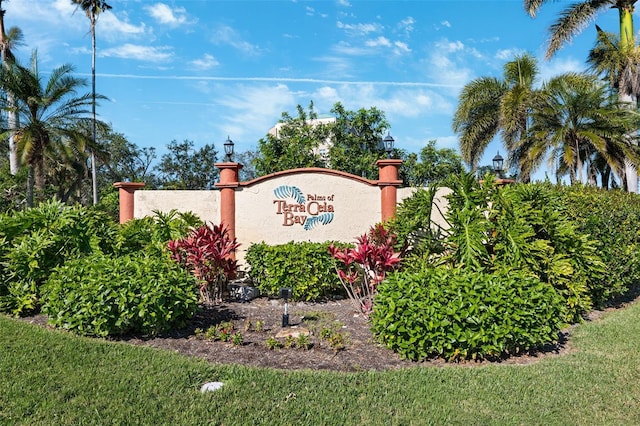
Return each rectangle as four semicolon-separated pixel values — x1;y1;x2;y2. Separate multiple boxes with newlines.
245;241;349;301
115;209;202;256
0;200;117;315
553;184;640;306
167;223;239;303
385;185;446;257
329;224;402;316
393;174;603;323
371;267;564;361
42;253;199;337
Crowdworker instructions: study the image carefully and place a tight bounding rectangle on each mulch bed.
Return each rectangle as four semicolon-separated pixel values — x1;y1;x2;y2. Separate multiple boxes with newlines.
18;296;578;372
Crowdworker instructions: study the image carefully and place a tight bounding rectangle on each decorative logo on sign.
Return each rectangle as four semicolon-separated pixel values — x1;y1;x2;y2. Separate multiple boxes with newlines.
272;185;335;230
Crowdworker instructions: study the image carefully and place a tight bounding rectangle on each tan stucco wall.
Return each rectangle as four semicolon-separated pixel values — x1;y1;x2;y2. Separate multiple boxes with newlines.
134;190;220;223
235;173;380;259
132;178;452;267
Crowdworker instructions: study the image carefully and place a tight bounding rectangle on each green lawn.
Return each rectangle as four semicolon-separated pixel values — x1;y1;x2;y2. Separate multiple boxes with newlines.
2;302;640;425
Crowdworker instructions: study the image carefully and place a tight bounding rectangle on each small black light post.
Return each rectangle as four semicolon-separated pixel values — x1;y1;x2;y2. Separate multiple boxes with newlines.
383;132;395;159
280;287;292;327
492;151;504;178
224;136;234;162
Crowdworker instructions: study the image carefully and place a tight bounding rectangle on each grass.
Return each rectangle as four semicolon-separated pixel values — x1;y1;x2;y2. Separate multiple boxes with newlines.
3;303;640;425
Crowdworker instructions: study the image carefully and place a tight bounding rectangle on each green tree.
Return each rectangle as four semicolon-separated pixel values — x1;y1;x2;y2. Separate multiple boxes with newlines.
235;148;259;181
524;72;640;185
0;51;105;206
525;0;640;191
72;0;111;205
97;130;158;190
452;53;539;181
400;140;464;186
155;139;218;189
587;26;640;189
0;0;23;175
253;102;327;176
327;102;390;179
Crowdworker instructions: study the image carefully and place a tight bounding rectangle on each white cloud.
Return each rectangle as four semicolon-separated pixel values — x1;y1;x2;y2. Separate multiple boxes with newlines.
190;54;219;71
538;57;584;83
337;0;351;7
393;41;411;54
495;48;523;61
145;3;190;27
97;12;147;39
366;36;391;48
336;21;382;35
330;41;371;56
399;17;415;34
100;44;173;62
214;84;298;146
435;39;465;53
212;25;262;56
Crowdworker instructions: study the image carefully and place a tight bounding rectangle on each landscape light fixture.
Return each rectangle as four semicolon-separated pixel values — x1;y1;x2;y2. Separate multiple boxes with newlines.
383;132;395;158
492;151;504;176
224;136;234;162
280;287;292;327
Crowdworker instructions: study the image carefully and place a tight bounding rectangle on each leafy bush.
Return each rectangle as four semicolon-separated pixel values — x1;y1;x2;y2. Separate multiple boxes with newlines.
393;174;603;323
371;267;564;361
385;185;445;257
329;224;402;316
0;200;117;315
552;184;640;306
114;209;202;256
42;253;199;337
245;241;349;301
168;223;239;303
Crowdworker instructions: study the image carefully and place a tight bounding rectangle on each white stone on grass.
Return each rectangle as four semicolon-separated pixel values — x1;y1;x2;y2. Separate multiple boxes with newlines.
200;382;224;393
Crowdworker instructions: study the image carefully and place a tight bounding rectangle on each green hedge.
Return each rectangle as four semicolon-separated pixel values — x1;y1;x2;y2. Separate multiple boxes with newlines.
42;253;199;337
0;200;117;315
371;266;564;361
552;184;640;306
245;241;349;301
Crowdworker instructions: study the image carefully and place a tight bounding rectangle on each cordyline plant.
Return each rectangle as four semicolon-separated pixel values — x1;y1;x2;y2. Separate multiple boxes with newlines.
167;223;240;304
329;224;403;317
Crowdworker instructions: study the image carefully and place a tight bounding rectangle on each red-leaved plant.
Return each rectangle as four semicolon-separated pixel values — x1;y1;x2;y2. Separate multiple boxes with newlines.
167;223;240;304
329;224;402;317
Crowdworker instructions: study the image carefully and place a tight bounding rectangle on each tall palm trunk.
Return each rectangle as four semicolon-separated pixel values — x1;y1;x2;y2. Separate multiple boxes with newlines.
0;1;18;175
90;12;98;205
619;4;638;192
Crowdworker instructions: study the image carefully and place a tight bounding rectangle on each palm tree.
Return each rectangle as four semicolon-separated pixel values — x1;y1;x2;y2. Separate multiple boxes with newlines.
523;72;640;185
452;53;539;181
72;0;112;205
0;51;107;206
0;0;23;175
586;26;640;189
524;0;640;191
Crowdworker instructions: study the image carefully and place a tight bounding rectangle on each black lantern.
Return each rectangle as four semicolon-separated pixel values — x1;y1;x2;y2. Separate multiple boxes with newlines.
224;136;234;162
492;152;504;176
383;132;395;158
280;287;292;327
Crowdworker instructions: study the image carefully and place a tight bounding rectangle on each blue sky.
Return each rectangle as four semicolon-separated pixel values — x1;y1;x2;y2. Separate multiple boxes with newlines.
3;0;621;175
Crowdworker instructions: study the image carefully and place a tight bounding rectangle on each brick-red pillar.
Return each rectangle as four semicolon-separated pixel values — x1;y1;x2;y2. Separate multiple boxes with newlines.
113;182;145;224
215;162;242;260
376;159;403;222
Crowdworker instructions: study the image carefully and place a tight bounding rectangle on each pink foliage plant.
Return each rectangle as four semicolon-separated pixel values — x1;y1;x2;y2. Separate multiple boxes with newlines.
329;224;402;317
167;223;240;304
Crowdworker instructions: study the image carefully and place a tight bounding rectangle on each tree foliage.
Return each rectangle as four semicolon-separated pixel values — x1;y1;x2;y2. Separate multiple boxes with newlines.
327;102;391;179
0;50;106;206
399;141;464;186
253;102;327;176
155;139;219;189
